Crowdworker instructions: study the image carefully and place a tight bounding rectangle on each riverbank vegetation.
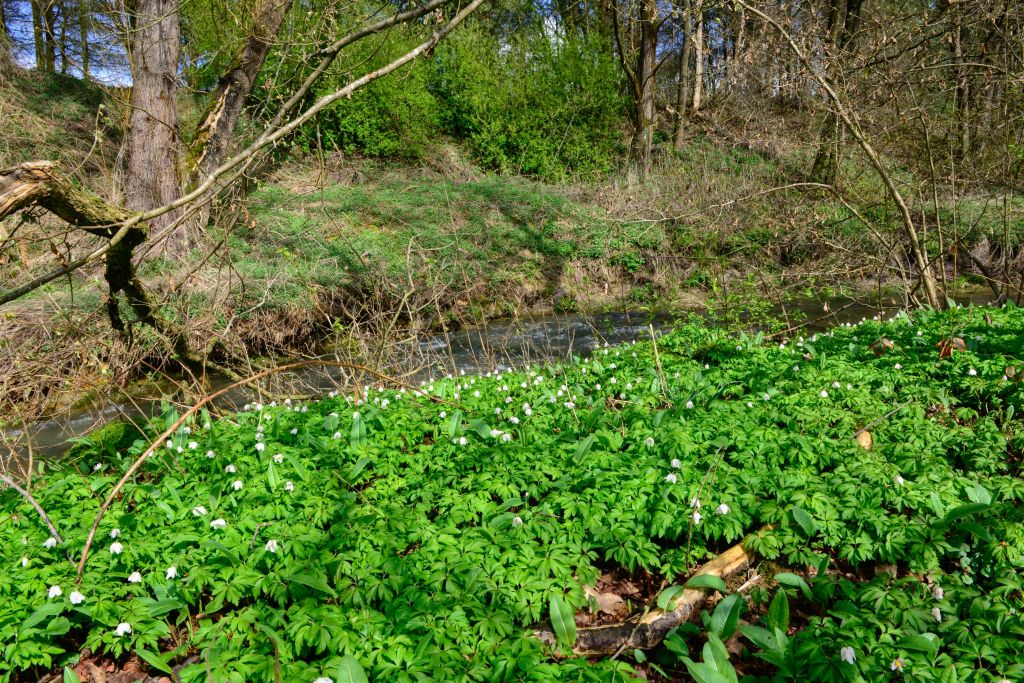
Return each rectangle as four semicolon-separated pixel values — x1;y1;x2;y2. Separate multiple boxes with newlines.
2;305;1022;681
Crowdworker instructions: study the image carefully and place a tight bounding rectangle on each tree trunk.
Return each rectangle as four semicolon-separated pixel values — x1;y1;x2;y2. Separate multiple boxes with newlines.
0;2;11;75
673;0;692;148
80;0;90;78
125;0;183;250
810;0;863;185
188;0;289;181
692;0;704;112
42;1;56;71
631;0;658;176
31;0;45;70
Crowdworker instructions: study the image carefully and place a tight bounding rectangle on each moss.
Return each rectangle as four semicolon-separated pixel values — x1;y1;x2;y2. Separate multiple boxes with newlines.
65;420;144;462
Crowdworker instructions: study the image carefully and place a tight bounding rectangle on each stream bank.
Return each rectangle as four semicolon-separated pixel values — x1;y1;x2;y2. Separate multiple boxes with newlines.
1;287;996;462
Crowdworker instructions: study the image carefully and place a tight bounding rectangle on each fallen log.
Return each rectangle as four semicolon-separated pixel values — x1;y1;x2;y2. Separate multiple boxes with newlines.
535;537;755;656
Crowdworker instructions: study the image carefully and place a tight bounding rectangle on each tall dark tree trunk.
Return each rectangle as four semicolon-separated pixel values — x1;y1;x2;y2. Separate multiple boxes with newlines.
31;0;45;70
674;0;693;148
810;0;863;185
632;0;658;175
42;1;56;71
125;0;182;248
692;0;704;112
79;0;90;78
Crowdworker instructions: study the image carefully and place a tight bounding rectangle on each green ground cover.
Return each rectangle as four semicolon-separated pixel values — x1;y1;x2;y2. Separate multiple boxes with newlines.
2;305;1023;682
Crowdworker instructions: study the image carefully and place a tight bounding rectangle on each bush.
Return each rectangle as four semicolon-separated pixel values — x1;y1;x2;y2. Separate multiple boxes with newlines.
430;24;626;180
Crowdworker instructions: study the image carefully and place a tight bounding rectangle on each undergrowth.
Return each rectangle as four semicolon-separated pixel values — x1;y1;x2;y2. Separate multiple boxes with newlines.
2;304;1022;681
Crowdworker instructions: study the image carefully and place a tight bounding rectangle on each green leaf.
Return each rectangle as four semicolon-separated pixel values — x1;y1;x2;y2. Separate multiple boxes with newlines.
791;507;818;537
774;572;812;601
549;594;577;648
136;647;175;675
685;574;728;593
901;632;941;655
766;589;790;633
21;602;64;631
574;434;595;461
335;655;369;683
267;461;279;490
657;585;687;610
469;418;492;439
445;410;463;437
287;572;337;597
346;457;371;481
63;667;82;683
964;482;992;505
709;594;744;640
350;412;367;448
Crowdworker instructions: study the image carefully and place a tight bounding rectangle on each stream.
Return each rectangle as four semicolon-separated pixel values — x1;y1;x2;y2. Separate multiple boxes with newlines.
1;289;998;461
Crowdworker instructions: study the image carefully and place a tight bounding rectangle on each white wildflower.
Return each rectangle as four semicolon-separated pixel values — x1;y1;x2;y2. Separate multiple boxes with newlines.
192;506;207;517
265;539;279;553
110;528;121;538
166;566;178;579
645;437;655;448
968;368;977;376
716;503;730;515
225;464;237;473
671;458;681;468
273;453;284;464
512;516;523;527
932;607;942;622
210;518;227;529
114;622;132;637
69;590;85;605
685;401;694;409
110;542;123;554
840;647;856;664
255;442;265;452
188;441;198;450
128;571;142;583
692;511;702;525
893;474;905;486
932;585;944;600
232;480;243;491
284;481;295;492
665;473;678;484
48;585;62;599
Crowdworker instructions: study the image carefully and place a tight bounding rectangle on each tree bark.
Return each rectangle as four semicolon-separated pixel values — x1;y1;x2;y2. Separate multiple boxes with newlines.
692;0;704;112
31;0;45;70
673;0;692;148
79;0;90;78
42;1;56;71
631;0;658;175
125;0;183;249
188;0;290;182
810;0;863;185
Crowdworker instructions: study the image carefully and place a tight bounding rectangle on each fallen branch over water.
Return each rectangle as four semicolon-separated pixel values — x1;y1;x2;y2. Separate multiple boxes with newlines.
535;537;755;656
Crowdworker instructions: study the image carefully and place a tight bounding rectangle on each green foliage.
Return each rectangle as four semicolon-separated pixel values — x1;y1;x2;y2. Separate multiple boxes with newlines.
430;24;625;180
2;306;1023;680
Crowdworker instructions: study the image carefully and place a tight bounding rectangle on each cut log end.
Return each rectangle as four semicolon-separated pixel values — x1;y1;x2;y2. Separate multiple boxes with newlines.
534;537;755;657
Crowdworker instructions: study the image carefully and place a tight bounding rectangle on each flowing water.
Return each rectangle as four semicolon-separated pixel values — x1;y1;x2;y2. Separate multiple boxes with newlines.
1;289;997;461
